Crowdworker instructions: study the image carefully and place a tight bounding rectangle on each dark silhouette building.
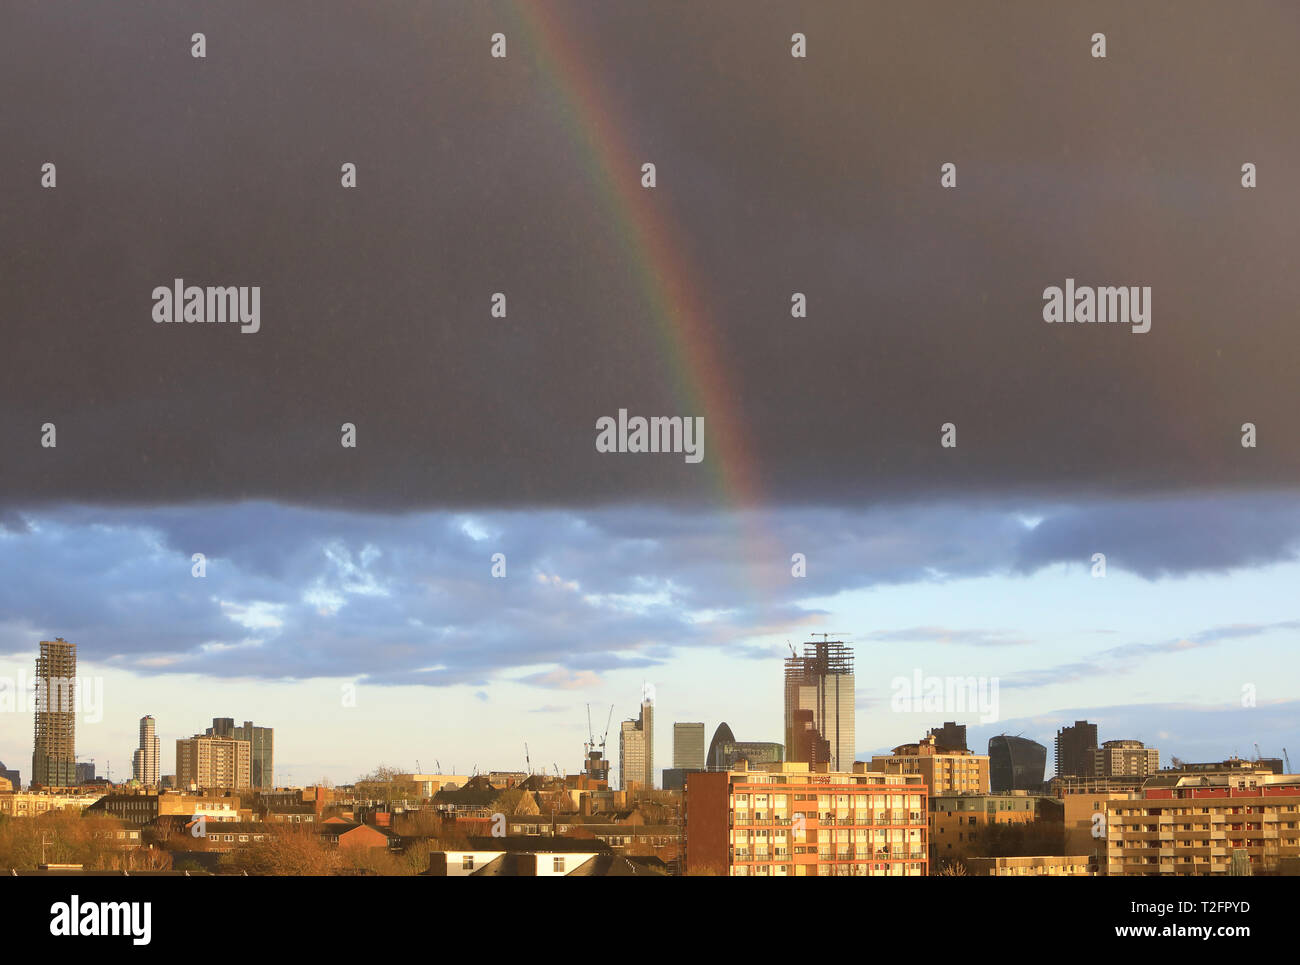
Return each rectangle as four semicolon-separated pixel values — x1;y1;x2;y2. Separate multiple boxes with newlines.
928;721;968;752
1055;720;1098;778
988;735;1047;791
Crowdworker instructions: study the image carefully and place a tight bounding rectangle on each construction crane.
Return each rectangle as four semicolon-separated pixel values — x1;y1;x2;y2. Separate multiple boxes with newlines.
1254;743;1262;761
553;763;561;777
1285;748;1293;773
524;743;531;775
601;704;614;753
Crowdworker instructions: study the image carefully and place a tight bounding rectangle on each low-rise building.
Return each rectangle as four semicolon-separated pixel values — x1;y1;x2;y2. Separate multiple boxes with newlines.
966;855;1095;876
0;789;105;817
930;791;1055;863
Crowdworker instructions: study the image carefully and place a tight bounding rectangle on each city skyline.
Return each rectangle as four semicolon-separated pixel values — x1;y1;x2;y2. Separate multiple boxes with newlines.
3;619;1295;788
0;0;1297;900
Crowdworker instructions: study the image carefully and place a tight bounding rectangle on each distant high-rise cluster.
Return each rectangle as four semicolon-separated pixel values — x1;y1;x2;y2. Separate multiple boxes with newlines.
1053;720;1159;783
205;718;274;788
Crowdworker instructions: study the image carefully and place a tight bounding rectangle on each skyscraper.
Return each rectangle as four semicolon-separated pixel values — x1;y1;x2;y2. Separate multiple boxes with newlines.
673;722;706;770
1055;720;1099;778
133;715;161;786
618;689;654;790
32;638;77;787
783;638;855;772
234;721;273;788
988;734;1047;791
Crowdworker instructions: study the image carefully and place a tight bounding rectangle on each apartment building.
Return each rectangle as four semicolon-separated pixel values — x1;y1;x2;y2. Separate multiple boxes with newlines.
176;734;252;790
684;761;928;877
1094;739;1159;779
1105;773;1300;875
872;735;990;795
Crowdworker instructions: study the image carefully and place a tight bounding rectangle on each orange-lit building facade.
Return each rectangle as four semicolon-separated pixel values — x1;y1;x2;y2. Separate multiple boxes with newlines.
1105;775;1300;875
685;762;928;876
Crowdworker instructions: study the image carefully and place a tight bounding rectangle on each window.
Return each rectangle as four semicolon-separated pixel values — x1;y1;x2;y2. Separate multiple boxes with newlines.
462;855;475;871
553;856;566;873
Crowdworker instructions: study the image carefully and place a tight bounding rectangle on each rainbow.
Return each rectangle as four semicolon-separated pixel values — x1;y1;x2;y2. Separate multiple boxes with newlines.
508;5;789;604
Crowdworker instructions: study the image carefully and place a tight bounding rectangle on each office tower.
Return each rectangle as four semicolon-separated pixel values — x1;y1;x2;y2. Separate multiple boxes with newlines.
673;722;706;770
0;762;19;790
928;721;969;752
32;638;77;787
685;761;928;876
1094;739;1159;779
619;721;646;791
1055;720;1099;778
205;717;272;788
176;734;251;789
75;762;95;784
706;722;735;770
783;638;854;772
641;692;654;789
619;691;654;790
133;715;161;786
988;735;1048;792
233;721;273;788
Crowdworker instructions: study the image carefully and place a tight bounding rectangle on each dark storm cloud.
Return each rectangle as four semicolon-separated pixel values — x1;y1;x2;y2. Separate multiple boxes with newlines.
1;495;1296;685
1014;493;1300;577
2;1;1299;510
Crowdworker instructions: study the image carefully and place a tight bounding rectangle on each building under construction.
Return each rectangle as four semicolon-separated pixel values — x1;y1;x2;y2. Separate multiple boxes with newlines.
783;637;855;772
581;703;613;787
32;638;77;787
